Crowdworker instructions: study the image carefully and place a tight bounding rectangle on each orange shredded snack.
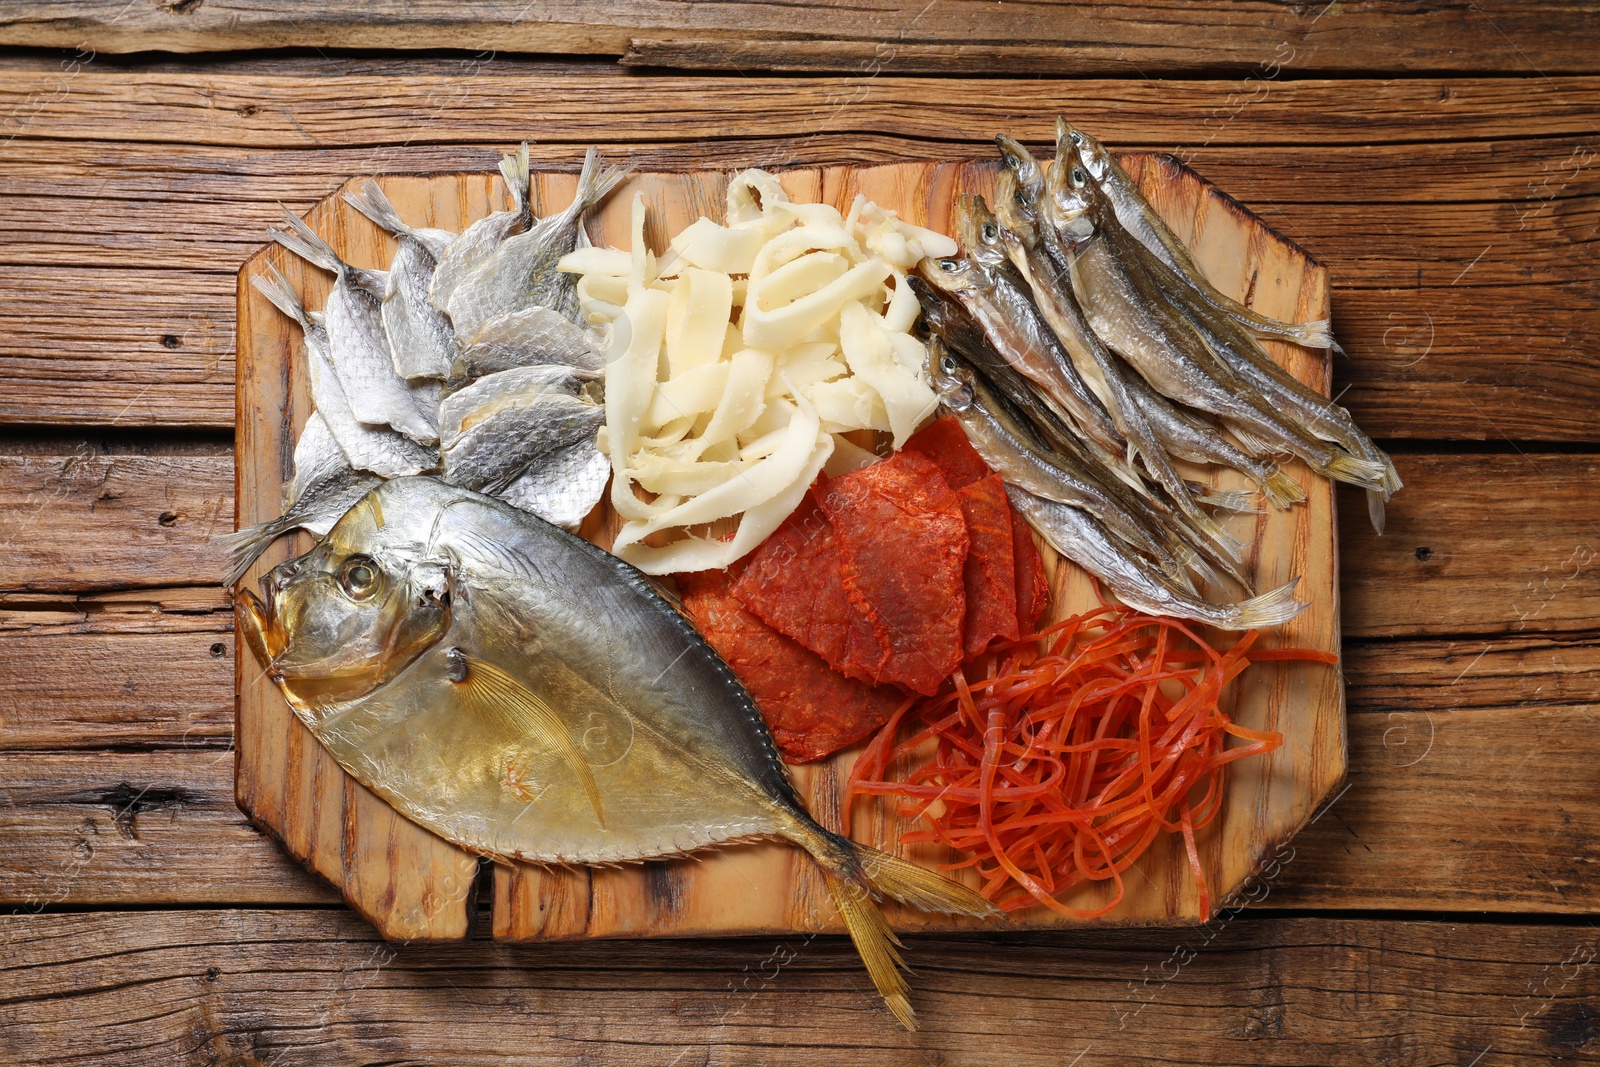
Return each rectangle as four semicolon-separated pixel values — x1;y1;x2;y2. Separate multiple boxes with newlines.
845;605;1337;917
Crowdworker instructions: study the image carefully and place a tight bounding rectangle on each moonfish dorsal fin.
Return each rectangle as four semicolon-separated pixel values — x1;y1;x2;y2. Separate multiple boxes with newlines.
451;651;605;827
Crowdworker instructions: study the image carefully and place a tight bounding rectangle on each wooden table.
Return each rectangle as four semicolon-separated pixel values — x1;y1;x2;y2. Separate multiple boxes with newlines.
1;5;1596;1063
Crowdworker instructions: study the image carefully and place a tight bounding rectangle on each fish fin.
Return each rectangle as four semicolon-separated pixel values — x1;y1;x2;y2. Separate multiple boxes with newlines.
270;207;345;276
1187;483;1261;514
249;263;313;331
214;517;294;587
572;146;632;216
1225;577;1309;630
1366;488;1387;535
851;841;1002;919
1224;422;1282;459
455;655;605;828
821;870;915;1031
1183;505;1250;564
1318;450;1389;492
343;179;413;238
1260;467;1307;510
792;828;998;1031
499;143;533;223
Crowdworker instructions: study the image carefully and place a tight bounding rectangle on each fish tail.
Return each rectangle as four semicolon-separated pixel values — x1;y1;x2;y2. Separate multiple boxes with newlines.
1318;450;1389;492
1366;488;1388;535
270;207;345;276
500;142;533;223
214;517;293;587
1224;576;1309;630
1285;317;1335;349
249;263;313;331
798;827;999;1031
572;146;632;216
1183;504;1250;564
1260;466;1307;510
343;179;413;238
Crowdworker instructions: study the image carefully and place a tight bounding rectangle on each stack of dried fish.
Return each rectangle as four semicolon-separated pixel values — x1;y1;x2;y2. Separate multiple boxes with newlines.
916;119;1400;629
222;145;628;585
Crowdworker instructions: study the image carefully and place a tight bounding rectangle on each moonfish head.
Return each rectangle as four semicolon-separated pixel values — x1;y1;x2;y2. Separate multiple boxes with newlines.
236;482;452;711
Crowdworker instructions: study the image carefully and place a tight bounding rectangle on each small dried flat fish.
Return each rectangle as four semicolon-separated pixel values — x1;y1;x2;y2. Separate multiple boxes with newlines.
251;264;437;480
217;408;384;586
447;147;630;343
344;180;458;380
451;305;605;383
439;366;607;528
271;210;440;444
428;143;532;317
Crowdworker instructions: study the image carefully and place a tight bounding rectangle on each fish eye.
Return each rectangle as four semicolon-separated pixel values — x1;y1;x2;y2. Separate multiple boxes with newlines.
338;554;382;601
940;354;959;374
938;259;960;273
1070;132;1083;146
1071;167;1086;187
981;222;999;242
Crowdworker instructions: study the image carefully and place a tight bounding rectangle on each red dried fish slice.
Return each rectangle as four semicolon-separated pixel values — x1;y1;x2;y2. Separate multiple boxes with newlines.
679;569;906;763
957;474;1020;658
822;451;969;695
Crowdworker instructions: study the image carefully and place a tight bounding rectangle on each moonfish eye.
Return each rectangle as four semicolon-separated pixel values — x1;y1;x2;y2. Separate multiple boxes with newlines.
938;259;960;273
1070;132;1083;146
981;222;999;242
940;354;959;374
1071;167;1086;187
338;555;382;601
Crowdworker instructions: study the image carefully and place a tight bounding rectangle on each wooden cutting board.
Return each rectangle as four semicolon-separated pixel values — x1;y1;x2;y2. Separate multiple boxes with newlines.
235;155;1346;943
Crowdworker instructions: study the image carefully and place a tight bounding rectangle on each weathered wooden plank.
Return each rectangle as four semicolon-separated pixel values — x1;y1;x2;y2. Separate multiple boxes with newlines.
0;751;333;907
1337;453;1600;639
1;0;1597;76
4;73;1600;150
0;611;1592;913
2;909;1596;1066
1279;704;1600;912
0;598;233;750
5;445;1591;638
0;266;235;429
0;451;232;593
5;263;1591;440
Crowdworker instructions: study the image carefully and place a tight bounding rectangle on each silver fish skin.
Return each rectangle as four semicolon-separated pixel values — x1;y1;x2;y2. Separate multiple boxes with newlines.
270;211;440;444
451;305;606;385
446;147;629;343
930;345;1200;593
499;438;612;530
251;264;438;480
236;477;999;1029
439;367;608;527
344;180;458;381
216;410;385;586
1122;370;1306;511
992;164;1250;566
1006;485;1308;631
1041;158;1389;496
1057;118;1337;352
428;143;534;317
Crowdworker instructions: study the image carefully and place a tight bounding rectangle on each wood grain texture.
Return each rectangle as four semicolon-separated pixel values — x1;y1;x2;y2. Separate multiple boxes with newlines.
0;751;334;906
0;0;1595;76
8;444;1597;639
2;644;1593;913
232;156;1342;941
3;909;1598;1066
2;72;1597;436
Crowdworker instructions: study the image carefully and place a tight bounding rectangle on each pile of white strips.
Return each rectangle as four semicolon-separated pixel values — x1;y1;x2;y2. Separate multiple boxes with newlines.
559;169;957;575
